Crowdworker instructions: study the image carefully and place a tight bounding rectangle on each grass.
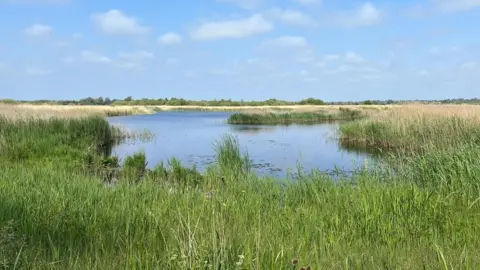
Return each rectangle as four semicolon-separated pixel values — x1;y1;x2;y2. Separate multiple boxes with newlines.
1;106;480;268
0;103;156;119
339;104;480;153
1;102;392;116
227;108;365;125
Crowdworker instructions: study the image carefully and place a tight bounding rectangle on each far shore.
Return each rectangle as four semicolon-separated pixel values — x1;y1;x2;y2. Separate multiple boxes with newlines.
4;102;479;119
0;103;397;119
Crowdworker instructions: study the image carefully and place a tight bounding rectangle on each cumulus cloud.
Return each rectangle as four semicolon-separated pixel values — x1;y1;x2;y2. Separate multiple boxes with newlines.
429;46;441;54
0;62;7;72
433;0;480;12
293;0;320;6
190;14;273;40
158;32;183;45
118;50;154;61
216;0;264;9
25;67;53;76
416;69;430;76
336;2;383;28
324;54;340;61
461;62;477;69
260;35;309;48
79;50;111;63
265;8;317;26
4;0;68;4
405;4;428;18
91;9;149;35
23;24;52;37
344;52;365;63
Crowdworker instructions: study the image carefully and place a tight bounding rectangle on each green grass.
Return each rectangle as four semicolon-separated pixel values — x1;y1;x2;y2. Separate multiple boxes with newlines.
1;115;480;269
227;108;364;125
339;113;480;153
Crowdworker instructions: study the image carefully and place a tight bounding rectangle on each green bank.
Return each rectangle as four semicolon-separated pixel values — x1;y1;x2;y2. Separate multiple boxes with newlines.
227;108;364;125
1;114;480;269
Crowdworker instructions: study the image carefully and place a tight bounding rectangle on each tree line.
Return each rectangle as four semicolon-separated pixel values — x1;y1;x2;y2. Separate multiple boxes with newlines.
1;97;480;106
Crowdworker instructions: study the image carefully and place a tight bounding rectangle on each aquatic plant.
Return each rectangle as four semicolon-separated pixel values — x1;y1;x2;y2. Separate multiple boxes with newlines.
339;105;480;153
1;108;480;268
227;109;364;125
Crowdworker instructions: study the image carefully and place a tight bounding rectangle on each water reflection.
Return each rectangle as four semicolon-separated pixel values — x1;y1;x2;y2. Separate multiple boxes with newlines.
108;112;374;177
229;125;276;135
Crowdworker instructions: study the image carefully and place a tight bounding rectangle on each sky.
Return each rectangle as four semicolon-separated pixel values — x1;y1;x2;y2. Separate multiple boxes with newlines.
0;0;479;101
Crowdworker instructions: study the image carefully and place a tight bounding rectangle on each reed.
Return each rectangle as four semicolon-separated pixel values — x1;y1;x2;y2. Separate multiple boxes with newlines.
227;108;364;125
0;104;156;119
1;109;480;269
339;104;480;152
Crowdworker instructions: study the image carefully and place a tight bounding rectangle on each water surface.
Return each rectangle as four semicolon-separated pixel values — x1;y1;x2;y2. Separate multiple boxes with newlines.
108;111;371;177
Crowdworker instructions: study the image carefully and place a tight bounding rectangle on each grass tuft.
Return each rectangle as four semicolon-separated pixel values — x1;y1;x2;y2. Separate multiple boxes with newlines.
227;108;364;125
2;105;480;268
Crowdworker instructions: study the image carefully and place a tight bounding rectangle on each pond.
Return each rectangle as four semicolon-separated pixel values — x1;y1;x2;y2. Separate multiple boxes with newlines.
108;111;372;177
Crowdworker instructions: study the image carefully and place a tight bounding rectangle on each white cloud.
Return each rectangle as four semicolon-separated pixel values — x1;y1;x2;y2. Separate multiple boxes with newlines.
416;69;429;76
324;54;340;61
118;50;154;61
209;69;238;76
158;32;182;45
461;62;477;69
336;2;383;27
260;35;309;48
299;69;309;76
429;46;441;54
60;56;74;63
433;0;480;12
115;62;145;71
53;40;70;48
4;0;68;4
216;0;263;9
72;33;83;40
183;70;197;78
25;67;53;76
190;14;273;40
79;50;111;63
344;52;365;63
166;58;181;65
265;8;317;26
294;0;320;6
91;9;149;35
406;4;428;18
23;24;52;37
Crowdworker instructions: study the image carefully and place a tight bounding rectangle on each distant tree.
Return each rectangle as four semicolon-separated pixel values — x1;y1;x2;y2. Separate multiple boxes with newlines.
0;99;16;104
124;96;132;102
299;98;325;105
363;100;374;105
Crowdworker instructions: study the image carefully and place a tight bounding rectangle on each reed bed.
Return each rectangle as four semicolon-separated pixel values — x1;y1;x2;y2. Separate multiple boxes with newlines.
0;104;155;119
227;108;365;125
2;108;480;268
339;104;480;152
155;104;393;113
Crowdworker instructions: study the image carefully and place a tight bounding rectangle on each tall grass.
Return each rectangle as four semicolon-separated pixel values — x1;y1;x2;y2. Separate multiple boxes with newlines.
0;104;156;119
339;105;480;152
0;115;121;162
227;108;364;125
1;111;480;268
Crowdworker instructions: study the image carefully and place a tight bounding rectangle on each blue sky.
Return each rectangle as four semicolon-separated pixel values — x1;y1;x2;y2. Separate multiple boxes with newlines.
0;0;479;101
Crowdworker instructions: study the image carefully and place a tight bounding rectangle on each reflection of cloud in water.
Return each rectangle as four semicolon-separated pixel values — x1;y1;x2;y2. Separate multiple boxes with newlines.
230;125;276;135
